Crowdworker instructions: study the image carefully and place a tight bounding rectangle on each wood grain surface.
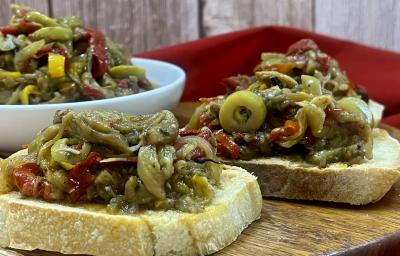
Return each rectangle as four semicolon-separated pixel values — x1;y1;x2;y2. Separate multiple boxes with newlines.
0;0;398;52
51;0;199;53
2;102;400;256
201;0;313;36
0;0;49;26
314;0;400;52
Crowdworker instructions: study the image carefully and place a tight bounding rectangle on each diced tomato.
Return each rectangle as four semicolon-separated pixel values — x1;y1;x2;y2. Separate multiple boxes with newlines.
287;39;319;55
283;120;299;137
269;128;284;143
269;120;299;143
214;130;240;159
65;152;101;203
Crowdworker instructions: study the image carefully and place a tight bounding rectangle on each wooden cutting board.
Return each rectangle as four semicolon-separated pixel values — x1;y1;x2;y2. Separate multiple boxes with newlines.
2;102;400;256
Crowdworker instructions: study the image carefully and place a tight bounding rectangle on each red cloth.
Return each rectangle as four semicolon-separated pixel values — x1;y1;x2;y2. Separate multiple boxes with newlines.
136;26;400;128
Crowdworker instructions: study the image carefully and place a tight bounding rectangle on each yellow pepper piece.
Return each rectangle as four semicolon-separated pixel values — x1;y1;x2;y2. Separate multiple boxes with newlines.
0;71;22;79
48;53;65;78
59;161;75;170
20;85;40;105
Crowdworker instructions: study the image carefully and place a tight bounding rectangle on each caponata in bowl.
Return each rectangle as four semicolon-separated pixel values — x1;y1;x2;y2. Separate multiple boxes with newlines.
0;4;154;104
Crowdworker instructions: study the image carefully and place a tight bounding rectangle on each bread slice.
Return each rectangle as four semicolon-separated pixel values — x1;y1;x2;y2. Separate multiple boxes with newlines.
225;128;400;205
0;164;262;256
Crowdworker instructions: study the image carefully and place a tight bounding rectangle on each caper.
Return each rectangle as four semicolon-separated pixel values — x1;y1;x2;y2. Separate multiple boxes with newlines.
219;90;267;133
337;97;373;126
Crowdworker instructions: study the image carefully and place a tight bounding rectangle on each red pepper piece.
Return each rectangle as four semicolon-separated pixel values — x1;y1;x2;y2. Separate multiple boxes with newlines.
191;147;205;160
0;26;19;35
316;55;331;75
18;19;40;34
221;77;249;92
13;163;49;199
304;128;317;145
82;85;105;99
283;120;300;137
13;163;42;196
65;152;101;203
325;106;343;119
36;47;71;72
174;142;184;150
287;39;319;55
214;130;240;159
179;129;212;143
82;28;107;79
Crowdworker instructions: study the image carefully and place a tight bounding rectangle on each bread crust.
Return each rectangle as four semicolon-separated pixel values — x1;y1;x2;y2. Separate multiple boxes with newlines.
225;128;400;205
0;165;262;256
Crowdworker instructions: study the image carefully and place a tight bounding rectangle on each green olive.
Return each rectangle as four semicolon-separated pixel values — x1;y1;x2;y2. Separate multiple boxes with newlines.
109;65;145;79
219;90;267;133
31;27;73;42
337;97;373;126
301;75;322;96
26;11;58;27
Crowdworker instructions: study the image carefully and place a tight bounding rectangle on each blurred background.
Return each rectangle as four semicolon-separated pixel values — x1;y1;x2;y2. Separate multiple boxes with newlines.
0;0;398;53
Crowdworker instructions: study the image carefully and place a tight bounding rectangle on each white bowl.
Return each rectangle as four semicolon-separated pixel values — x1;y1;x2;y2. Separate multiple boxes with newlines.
0;58;186;153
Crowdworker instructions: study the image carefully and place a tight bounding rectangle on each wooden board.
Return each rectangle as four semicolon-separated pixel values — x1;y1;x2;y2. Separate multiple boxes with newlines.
2;102;400;256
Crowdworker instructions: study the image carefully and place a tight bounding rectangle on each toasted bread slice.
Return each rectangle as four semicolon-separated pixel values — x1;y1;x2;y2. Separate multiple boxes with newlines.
225;128;400;205
0;163;262;256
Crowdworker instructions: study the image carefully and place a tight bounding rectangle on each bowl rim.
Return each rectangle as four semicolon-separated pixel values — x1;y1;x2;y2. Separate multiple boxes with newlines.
0;57;185;110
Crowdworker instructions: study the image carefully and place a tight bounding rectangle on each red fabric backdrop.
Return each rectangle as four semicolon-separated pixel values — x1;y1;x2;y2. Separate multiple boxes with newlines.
136;26;400;128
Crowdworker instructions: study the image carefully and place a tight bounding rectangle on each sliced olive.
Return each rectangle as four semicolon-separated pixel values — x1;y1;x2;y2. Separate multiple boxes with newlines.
219;90;267;133
301;75;322;96
255;71;298;88
337;97;373;126
51;138;91;164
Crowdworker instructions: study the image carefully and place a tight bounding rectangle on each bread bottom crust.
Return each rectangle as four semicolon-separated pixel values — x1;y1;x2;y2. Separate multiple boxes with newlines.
0;166;262;256
226;128;400;205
